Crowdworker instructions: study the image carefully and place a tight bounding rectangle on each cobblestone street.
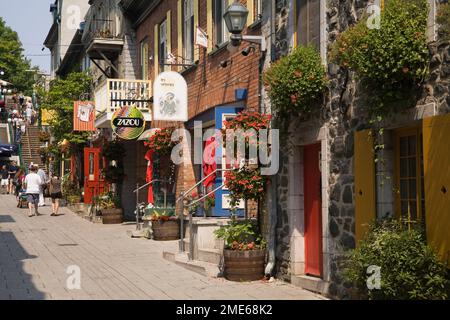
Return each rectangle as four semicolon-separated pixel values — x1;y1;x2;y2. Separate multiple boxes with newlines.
0;195;323;300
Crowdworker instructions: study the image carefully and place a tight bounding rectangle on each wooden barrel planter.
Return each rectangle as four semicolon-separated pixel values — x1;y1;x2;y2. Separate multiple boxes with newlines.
152;219;180;240
223;249;266;282
101;208;123;224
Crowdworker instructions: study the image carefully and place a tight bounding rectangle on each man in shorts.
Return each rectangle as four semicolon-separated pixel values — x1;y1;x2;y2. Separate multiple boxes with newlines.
0;165;9;194
23;165;42;217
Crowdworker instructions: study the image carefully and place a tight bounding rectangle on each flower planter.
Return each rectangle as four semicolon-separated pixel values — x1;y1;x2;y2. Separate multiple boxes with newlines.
101;208;123;224
223;249;266;282
151;219;180;240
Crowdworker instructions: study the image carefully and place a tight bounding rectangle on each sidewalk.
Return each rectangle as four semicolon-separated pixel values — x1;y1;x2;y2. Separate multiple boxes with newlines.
0;195;325;300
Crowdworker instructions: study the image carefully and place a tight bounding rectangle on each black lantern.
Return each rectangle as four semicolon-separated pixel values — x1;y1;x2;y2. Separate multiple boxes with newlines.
223;1;248;35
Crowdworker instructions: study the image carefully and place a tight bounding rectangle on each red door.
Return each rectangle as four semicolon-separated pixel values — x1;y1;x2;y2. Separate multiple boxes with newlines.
83;147;106;204
304;143;323;277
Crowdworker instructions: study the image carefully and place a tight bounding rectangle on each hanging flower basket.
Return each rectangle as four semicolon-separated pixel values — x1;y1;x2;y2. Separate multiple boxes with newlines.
144;127;178;155
224;167;266;207
221;110;271;162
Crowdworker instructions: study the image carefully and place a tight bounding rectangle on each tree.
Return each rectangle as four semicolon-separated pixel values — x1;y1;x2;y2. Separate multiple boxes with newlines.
0;17;34;94
41;72;92;147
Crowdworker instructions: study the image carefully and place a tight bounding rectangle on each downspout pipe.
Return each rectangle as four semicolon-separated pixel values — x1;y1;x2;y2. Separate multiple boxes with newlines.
264;0;277;278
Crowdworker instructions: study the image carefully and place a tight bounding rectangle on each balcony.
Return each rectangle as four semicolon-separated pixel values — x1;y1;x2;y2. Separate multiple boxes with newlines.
94;79;152;128
82;1;124;60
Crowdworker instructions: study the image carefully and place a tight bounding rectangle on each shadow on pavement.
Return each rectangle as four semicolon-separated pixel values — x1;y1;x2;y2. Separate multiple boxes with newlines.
0;219;45;300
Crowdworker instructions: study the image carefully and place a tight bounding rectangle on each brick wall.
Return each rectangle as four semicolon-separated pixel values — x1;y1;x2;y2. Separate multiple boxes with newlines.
136;0;262;197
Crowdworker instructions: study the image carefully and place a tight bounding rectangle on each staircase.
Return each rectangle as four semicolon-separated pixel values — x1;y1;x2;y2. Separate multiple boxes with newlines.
21;125;44;170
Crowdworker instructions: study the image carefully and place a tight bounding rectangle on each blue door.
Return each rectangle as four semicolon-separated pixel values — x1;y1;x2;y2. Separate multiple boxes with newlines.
213;106;245;217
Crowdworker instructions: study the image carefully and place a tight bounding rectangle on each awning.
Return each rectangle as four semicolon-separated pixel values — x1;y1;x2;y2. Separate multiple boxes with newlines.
138;128;160;141
0;144;18;156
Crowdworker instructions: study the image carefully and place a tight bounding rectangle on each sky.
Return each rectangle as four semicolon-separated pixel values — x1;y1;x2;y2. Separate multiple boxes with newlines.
1;0;53;74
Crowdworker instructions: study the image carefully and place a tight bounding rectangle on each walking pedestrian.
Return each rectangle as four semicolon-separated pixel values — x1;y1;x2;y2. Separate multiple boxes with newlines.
8;161;18;194
0;165;9;194
48;173;62;216
23;165;42;217
25;100;33;124
13;168;25;198
36;165;47;207
18;93;24;106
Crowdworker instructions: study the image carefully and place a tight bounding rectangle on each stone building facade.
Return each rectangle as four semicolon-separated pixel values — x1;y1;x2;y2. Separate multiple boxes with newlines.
266;0;449;299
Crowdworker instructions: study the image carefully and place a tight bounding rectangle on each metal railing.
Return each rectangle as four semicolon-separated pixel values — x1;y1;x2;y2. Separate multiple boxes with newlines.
176;168;232;258
133;179;173;231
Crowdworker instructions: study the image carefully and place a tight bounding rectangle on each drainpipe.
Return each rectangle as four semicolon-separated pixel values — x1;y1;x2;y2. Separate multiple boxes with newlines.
264;0;277;278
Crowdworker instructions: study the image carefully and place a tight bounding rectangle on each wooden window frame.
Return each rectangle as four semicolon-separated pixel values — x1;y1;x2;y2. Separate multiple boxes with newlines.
183;0;195;64
140;38;149;80
394;127;425;224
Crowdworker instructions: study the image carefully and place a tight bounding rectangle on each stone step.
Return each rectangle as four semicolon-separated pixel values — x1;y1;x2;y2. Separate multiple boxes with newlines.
162;251;222;278
291;275;329;296
197;248;223;265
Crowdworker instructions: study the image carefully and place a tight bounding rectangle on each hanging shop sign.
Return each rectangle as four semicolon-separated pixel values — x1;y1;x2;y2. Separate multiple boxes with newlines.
73;101;95;131
153;71;188;122
111;105;146;140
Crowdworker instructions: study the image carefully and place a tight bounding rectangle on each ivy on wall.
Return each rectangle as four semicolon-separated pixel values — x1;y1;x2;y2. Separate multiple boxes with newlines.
330;0;430;116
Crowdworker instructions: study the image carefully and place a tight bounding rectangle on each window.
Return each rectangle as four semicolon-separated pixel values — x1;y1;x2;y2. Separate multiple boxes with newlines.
183;0;195;63
395;128;425;225
296;0;321;49
140;39;149;80
213;0;229;46
159;19;168;71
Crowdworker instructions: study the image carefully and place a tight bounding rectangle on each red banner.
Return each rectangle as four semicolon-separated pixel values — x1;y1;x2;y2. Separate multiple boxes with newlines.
73;101;95;131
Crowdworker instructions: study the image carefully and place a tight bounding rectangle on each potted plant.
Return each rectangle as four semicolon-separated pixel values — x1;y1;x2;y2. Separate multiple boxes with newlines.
203;196;215;216
148;207;179;240
214;218;266;281
96;191;123;224
62;174;82;205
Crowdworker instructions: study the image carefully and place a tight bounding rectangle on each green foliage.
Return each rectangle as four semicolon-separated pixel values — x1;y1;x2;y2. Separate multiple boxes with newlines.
0;18;34;94
263;45;327;122
224;167;266;208
343;219;449;300
437;2;450;40
214;218;266;251
330;0;429;115
41;72;92;146
62;173;81;200
93;191;121;210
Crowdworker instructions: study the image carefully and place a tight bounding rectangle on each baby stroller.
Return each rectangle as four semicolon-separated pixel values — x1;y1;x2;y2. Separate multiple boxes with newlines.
17;188;28;208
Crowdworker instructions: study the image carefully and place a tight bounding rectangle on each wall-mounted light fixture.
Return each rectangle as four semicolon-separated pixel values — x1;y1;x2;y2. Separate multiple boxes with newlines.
223;1;266;52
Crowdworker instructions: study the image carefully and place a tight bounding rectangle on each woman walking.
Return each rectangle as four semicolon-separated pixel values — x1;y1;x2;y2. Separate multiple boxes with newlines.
48;173;62;216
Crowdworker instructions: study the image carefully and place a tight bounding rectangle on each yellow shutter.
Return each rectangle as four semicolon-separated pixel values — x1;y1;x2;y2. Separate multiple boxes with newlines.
154;24;159;78
247;0;254;26
167;10;172;71
423;114;450;267
193;0;199;61
207;0;213;53
354;129;376;244
177;0;183;71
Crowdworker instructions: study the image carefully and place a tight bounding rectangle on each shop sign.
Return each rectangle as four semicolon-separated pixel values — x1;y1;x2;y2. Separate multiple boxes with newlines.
153;71;188;122
111;105;146;140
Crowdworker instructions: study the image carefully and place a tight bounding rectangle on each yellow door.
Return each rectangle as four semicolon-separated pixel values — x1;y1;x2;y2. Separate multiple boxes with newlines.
423;114;450;266
354;129;376;244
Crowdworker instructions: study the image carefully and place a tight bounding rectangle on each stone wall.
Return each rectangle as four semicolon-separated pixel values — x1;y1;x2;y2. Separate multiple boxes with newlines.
271;0;450;299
